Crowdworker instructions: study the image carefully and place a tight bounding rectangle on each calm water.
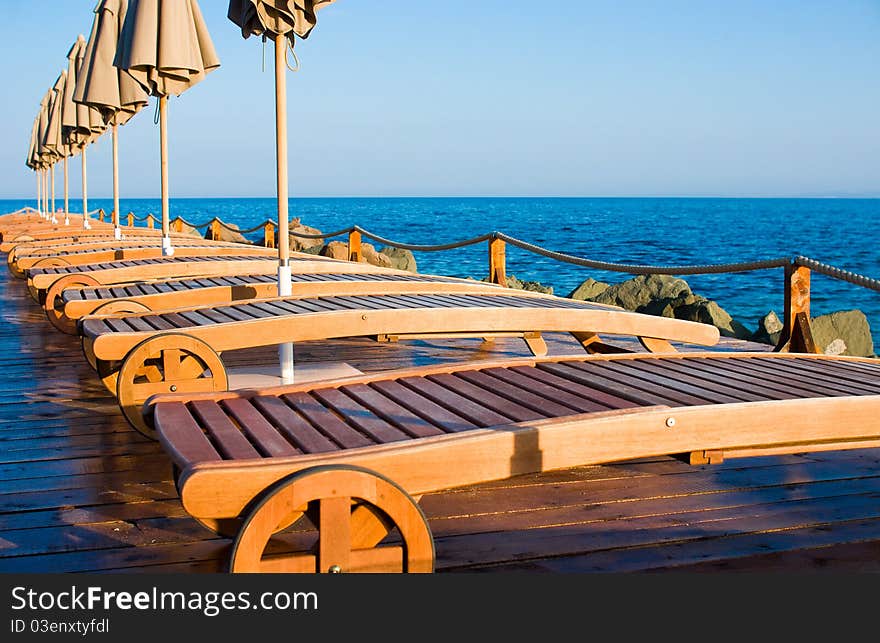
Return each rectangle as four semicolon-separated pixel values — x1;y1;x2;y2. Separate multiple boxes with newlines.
4;196;879;345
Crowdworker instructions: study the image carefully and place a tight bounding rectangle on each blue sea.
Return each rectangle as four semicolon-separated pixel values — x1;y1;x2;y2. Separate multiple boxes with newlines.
4;197;879;346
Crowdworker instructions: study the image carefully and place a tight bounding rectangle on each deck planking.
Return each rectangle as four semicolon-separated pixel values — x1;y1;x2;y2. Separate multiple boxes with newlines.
1;265;880;573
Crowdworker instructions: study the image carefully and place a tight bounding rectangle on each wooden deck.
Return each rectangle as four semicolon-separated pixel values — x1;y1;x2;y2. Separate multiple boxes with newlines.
2;266;880;573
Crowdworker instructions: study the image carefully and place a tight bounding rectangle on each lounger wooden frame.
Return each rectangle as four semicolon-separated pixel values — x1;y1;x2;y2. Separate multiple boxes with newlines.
80;290;719;438
147;351;880;573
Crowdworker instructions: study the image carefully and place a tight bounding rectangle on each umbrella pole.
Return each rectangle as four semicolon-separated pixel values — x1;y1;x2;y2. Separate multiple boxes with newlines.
159;96;173;256
275;33;294;384
82;146;90;229
50;164;56;223
112;124;121;240
43;170;48;220
36;170;41;218
63;156;69;225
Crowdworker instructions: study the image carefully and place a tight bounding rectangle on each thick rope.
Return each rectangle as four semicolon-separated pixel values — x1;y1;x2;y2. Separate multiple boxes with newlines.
496;232;791;275
795;256;880;293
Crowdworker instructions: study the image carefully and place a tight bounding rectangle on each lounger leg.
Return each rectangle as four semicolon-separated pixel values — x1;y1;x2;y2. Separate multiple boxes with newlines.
230;465;434;573
523;332;547;357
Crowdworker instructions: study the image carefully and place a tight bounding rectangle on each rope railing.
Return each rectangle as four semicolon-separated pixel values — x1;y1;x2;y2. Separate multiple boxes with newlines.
14;207;877;355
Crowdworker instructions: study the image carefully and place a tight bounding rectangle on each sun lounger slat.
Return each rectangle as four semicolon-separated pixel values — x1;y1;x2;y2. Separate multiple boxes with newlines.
643;359;778;401
456;369;592;416
311;388;412;444
755;358;880;395
213;306;257;322
233;303;277;319
619;359;762;403
398;376;518;426
250;301;298;317
660;358;802;400
280;392;375;449
220;398;301;457
576;361;717;405
536;362;679;407
197;308;238;324
178;310;219;327
105;317;138;334
154;402;222;463
322;295;397;310
339;383;446;438
425;372;546;422
500;365;642;411
138;315;177;331
125;315;156;333
717;358;850;398
188;400;262;460
250;396;340;454
162;312;197;329
691;358;830;399
369;380;479;433
137;283;161;295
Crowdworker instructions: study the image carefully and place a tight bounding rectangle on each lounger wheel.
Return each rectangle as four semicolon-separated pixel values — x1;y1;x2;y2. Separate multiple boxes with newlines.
230;465;434;574
30;256;71;270
44;274;102;335
6;249;26;279
90;298;153;317
116;333;228;440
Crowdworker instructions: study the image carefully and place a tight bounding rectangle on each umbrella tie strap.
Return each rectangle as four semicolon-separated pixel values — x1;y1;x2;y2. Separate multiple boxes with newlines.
286;39;300;72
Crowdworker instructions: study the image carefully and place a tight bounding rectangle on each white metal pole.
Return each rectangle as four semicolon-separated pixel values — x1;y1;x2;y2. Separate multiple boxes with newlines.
82;146;90;229
50;164;57;223
159;96;173;255
112;124;121;240
275;33;294;384
63;156;69;225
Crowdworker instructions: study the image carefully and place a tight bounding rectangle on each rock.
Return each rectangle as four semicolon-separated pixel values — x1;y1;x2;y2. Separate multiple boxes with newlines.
482;274;553;294
319;240;393;269
380;246;417;273
288;218;324;252
179;221;202;237
810;310;874;357
360;243;393;269
206;221;249;244
823;338;848;356
673;297;753;339
751;311;784;346
319;241;350;261
639;292;701;319
567;278;609;301
593;274;692;311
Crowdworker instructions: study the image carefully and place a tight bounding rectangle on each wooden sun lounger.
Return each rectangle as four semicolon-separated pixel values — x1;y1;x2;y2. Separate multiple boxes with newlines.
11;241;277;273
78;290;720;437
54;271;506;334
24;252;366;304
146;351;880;573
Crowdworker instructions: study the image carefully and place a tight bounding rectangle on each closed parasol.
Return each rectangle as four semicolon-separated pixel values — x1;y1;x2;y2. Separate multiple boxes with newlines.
227;0;337;384
114;0;220;255
75;0;150;238
63;35;107;229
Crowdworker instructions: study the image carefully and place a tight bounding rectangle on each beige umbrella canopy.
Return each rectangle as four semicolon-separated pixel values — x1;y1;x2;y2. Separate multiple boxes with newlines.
114;0;220;255
227;0;337;384
64;35;107;228
40;74;71;223
76;0;150;126
76;0;151;236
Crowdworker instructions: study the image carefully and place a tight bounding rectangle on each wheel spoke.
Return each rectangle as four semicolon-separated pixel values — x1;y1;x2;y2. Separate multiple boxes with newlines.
317;497;352;573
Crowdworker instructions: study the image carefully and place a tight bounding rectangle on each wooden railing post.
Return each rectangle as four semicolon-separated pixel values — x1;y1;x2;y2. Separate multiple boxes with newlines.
348;230;362;262
173;217;183;233
264;221;276;248
127;211;135;227
488;236;507;286
146;214;154;229
775;263;819;353
210;218;221;241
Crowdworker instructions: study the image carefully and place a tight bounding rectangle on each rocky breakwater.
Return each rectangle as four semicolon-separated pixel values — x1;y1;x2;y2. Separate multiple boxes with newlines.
568;274;875;357
286;219;419;272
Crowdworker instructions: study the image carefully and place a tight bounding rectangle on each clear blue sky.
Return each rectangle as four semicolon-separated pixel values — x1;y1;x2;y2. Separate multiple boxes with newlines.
2;0;878;199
